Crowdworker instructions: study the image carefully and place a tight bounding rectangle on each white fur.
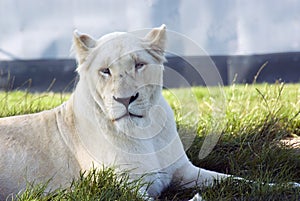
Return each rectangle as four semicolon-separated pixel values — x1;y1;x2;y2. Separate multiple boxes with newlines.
0;25;229;200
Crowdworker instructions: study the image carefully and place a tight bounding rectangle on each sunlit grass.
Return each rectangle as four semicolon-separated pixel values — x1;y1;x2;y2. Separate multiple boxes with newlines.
0;91;70;117
15;167;146;201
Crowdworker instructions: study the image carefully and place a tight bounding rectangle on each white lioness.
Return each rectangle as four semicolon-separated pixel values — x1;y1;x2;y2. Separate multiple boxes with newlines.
0;25;229;200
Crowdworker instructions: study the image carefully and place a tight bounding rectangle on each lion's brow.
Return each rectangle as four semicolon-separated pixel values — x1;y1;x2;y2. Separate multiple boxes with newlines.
144;48;165;63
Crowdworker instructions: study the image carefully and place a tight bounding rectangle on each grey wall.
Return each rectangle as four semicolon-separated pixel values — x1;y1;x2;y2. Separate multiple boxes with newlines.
0;52;299;92
0;59;77;92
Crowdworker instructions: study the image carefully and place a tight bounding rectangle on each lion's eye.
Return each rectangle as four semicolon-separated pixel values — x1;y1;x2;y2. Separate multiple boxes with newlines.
99;68;111;77
135;62;146;71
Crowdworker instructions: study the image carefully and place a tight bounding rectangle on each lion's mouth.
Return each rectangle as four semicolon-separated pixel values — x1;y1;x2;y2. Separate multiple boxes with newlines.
112;112;143;122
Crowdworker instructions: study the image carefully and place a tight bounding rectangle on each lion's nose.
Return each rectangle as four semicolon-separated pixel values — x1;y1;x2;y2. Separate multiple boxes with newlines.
113;92;139;108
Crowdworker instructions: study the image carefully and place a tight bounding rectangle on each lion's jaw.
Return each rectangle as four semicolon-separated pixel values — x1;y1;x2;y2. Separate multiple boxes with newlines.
73;26;167;135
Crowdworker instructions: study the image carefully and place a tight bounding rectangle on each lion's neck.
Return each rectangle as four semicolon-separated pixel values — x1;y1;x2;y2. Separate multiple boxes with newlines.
56;86;115;169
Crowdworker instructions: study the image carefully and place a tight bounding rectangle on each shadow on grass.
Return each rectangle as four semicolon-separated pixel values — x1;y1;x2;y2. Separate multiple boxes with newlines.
159;114;300;201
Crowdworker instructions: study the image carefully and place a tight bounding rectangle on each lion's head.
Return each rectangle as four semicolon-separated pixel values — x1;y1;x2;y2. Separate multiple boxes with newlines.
73;25;167;134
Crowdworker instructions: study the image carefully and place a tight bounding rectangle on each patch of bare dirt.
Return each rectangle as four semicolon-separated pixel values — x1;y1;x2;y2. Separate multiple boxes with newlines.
280;136;300;154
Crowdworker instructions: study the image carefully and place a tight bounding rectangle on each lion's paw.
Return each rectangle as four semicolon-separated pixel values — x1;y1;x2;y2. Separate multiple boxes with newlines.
188;193;204;201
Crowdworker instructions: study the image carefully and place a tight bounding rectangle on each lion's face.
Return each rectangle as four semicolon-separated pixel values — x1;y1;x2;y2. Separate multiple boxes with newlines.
73;26;167;133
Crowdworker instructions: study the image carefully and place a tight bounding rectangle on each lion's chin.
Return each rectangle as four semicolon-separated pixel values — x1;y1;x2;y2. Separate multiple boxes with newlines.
112;112;143;122
111;113;151;135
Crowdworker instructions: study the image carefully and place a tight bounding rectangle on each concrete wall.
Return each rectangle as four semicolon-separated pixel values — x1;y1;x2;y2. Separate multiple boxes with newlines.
0;59;77;92
0;52;299;92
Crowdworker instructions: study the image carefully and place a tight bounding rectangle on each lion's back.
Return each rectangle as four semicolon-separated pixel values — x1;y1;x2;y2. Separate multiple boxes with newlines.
0;108;80;199
0;110;58;148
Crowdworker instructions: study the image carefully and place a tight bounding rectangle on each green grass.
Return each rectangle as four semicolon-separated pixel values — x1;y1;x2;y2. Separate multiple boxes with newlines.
14;167;147;201
0;91;69;117
1;83;300;200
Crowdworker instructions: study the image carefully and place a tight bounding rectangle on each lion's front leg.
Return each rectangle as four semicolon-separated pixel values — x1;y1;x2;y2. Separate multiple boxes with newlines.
173;160;230;189
171;160;230;201
171;160;231;201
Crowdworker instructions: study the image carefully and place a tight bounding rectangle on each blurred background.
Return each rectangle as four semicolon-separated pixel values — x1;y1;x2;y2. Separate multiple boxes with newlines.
0;0;299;91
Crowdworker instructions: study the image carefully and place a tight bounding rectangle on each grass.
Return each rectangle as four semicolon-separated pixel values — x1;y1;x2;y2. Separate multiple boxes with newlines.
0;91;69;117
14;167;147;201
1;83;300;200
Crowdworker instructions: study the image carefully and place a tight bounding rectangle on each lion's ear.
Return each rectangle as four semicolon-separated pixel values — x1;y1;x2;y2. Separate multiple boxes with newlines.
144;24;166;52
73;30;96;64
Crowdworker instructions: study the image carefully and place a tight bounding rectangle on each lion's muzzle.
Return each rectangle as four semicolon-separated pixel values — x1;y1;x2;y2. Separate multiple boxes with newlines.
112;92;143;121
